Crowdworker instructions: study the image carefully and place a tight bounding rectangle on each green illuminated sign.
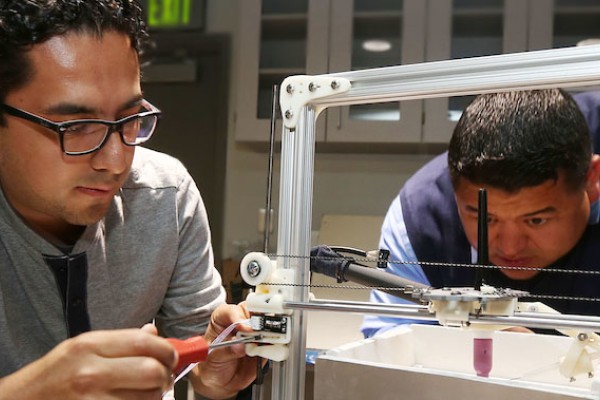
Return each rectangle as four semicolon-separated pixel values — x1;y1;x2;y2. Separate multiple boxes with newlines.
147;0;193;28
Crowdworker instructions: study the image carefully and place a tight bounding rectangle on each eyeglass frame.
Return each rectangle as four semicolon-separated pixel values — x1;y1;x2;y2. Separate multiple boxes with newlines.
1;99;162;155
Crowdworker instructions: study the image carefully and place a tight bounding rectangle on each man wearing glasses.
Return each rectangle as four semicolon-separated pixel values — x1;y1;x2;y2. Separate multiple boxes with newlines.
0;1;256;399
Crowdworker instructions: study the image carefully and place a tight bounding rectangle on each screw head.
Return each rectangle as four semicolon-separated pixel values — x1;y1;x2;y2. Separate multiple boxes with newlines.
247;261;261;278
284;109;293;119
286;84;294;94
331;80;340;89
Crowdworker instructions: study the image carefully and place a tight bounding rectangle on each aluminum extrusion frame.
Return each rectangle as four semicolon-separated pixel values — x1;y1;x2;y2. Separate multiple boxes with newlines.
272;44;600;400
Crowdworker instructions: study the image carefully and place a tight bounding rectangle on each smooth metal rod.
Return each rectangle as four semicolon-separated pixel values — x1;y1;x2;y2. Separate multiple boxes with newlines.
262;84;278;254
284;300;600;332
309;298;426;309
517;312;600;323
284;300;433;319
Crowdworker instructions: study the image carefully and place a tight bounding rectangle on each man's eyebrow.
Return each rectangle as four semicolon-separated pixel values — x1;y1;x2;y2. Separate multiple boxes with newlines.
465;205;485;214
43;95;144;116
44;103;95;115
522;206;557;217
465;205;557;216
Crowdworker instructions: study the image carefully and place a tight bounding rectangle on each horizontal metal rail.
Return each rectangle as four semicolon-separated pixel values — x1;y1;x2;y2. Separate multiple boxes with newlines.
284;299;600;332
311;45;600;108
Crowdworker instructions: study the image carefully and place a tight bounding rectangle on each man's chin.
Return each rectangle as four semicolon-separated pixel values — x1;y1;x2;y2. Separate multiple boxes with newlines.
65;205;110;226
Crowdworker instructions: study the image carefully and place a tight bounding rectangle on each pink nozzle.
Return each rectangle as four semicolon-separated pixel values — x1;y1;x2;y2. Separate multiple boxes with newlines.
473;338;493;377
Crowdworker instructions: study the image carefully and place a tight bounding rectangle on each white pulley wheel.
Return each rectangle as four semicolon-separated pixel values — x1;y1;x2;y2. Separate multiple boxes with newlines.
240;252;272;286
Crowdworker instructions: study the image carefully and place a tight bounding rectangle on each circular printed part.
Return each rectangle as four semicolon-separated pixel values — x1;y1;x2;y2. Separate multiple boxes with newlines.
240;252;273;286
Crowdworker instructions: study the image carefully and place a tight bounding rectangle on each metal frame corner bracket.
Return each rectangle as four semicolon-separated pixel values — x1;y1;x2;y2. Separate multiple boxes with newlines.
279;75;351;130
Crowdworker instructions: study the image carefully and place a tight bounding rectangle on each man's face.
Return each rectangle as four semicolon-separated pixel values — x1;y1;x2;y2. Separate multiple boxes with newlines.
454;169;598;280
0;31;142;242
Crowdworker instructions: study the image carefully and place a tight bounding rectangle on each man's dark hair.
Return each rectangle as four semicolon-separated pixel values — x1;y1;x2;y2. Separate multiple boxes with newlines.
0;0;150;121
448;89;592;192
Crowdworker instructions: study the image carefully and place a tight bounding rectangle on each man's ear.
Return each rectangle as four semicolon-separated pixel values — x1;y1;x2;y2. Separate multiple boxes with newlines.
585;154;600;203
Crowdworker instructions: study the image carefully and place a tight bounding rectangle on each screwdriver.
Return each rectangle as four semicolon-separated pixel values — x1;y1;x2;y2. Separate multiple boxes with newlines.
167;334;260;373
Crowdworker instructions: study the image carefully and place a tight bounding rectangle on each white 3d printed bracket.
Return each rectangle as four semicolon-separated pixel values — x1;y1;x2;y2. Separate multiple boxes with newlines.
279;75;350;130
239;252;294;362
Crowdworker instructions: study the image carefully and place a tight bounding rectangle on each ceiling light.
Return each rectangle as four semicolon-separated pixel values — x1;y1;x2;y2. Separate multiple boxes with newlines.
362;39;392;53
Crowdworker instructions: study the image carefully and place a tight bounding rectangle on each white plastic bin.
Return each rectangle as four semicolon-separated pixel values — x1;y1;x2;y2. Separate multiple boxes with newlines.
314;324;600;400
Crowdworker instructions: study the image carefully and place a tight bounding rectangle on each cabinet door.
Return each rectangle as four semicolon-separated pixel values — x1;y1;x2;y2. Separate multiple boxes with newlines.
236;0;328;142
529;0;600;51
325;0;426;144
422;0;529;144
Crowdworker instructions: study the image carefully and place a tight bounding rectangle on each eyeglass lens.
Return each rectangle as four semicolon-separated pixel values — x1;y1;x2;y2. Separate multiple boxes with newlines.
62;114;157;154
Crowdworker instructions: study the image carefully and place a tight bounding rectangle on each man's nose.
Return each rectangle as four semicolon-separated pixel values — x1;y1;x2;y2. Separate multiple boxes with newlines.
90;130;129;174
493;222;528;257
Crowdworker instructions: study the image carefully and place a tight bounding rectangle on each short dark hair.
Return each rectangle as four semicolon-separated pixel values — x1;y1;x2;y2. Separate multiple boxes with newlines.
448;89;592;192
0;0;150;122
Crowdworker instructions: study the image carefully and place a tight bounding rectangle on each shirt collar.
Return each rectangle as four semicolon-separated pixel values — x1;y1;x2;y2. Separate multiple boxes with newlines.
589;198;600;225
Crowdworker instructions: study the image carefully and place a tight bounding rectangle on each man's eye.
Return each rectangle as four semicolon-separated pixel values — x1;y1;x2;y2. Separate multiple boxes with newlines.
486;216;496;225
63;123;104;135
64;124;86;133
527;217;547;226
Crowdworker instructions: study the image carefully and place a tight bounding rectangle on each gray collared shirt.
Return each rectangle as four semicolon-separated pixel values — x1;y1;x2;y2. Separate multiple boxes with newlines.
0;147;225;375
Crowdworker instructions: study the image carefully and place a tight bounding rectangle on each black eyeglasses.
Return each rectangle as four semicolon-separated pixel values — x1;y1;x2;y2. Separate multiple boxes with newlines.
1;99;161;155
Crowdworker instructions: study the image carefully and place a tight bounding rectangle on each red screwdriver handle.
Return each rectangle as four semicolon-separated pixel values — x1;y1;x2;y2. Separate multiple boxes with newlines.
167;336;210;372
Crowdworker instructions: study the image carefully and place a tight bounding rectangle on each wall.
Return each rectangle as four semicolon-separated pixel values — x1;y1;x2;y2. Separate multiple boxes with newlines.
142;39;229;259
205;0;439;260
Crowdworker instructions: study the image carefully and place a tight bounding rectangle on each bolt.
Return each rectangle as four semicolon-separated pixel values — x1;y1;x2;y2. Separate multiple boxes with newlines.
331;80;340;89
286;84;294;94
247;261;261;278
309;82;318;92
578;332;588;342
284;109;293;119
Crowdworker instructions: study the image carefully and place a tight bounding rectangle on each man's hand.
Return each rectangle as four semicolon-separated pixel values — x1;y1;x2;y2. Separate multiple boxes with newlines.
191;303;260;399
0;325;177;400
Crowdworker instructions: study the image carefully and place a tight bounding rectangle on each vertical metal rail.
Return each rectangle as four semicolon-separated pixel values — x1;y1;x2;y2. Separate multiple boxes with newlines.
271;106;316;400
